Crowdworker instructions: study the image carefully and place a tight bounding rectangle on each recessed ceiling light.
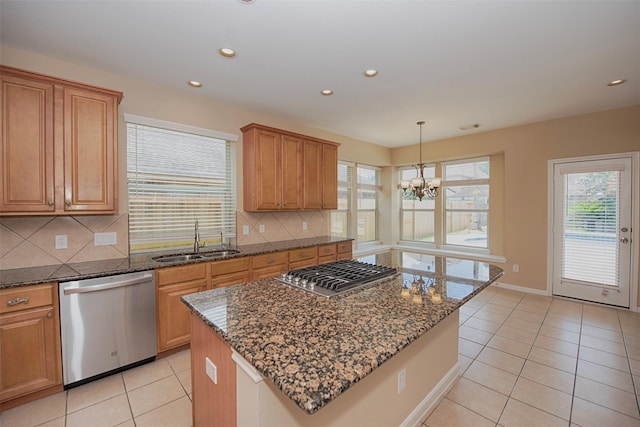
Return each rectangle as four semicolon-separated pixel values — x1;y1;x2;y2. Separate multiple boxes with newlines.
219;48;236;58
364;69;378;77
459;123;480;131
607;79;627;86
321;89;334;96
188;80;202;88
237;0;255;3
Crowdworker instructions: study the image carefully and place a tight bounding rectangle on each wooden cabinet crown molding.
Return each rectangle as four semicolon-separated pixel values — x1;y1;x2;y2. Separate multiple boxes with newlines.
0;65;123;215
241;123;340;212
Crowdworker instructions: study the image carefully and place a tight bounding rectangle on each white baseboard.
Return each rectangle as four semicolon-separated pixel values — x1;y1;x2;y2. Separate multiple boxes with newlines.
492;281;549;296
399;362;461;427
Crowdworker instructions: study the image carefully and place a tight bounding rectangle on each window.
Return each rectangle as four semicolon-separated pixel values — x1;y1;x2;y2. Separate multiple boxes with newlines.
330;161;352;238
126;115;237;253
357;165;380;243
444;158;489;249
400;165;436;242
331;162;381;244
400;156;490;251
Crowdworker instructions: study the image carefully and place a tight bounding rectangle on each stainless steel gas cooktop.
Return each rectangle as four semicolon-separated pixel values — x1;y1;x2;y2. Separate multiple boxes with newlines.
276;259;398;298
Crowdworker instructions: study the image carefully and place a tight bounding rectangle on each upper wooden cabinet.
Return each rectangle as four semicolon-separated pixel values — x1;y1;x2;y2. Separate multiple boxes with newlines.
0;65;122;215
241;123;339;211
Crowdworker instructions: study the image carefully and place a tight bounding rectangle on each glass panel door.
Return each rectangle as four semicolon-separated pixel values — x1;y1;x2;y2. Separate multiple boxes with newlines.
552;157;632;307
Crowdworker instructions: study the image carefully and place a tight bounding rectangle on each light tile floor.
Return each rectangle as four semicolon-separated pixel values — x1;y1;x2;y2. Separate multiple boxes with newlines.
1;285;639;427
423;286;640;427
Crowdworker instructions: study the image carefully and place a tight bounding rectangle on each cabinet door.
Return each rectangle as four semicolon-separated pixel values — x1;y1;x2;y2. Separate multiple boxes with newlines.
322;143;338;209
63;87;117;212
303;140;323;209
157;280;207;352
0;75;55;213
281;135;303;210
252;129;281;210
0;306;61;402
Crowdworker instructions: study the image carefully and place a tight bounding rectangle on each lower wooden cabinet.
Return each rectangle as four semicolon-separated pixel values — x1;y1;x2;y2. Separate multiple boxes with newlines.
251;252;288;280
337;241;353;260
0;283;62;403
212;258;251;288
156;264;208;353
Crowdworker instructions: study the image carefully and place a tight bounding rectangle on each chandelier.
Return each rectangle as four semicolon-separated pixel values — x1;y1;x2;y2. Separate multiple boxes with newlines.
400;121;441;200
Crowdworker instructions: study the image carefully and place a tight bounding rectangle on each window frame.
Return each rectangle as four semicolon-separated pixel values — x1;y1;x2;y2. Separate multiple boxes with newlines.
399;156;491;255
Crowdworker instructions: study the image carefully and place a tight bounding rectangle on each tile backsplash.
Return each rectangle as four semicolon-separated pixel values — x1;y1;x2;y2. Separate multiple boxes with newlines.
0;210;331;270
0;214;129;270
236;210;331;245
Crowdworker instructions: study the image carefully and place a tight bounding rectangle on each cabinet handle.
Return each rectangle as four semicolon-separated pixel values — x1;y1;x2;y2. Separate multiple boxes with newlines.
7;297;29;306
267;258;275;264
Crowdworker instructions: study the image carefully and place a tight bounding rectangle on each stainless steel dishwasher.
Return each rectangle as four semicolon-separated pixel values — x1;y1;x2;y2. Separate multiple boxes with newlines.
59;270;157;387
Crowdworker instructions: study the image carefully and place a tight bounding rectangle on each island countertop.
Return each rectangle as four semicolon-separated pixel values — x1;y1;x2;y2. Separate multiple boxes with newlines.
181;250;504;414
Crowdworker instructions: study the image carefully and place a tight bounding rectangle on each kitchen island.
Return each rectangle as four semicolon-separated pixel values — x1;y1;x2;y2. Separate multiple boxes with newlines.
182;251;504;426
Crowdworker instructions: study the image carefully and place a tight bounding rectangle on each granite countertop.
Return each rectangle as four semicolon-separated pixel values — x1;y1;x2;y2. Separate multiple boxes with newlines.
181;250;504;414
0;236;352;288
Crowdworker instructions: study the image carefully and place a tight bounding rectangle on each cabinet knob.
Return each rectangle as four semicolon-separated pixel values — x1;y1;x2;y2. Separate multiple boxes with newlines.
202;282;207;288
65;200;71;207
47;201;54;207
47;312;53;318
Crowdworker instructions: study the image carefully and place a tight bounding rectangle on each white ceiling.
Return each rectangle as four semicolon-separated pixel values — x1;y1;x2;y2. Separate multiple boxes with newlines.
1;0;639;148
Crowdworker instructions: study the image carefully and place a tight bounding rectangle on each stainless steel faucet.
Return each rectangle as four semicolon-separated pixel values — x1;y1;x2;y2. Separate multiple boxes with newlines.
194;220;205;253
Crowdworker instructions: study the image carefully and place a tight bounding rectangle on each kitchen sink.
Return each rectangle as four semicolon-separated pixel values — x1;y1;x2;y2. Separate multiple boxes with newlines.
152;249;240;263
152;254;204;263
200;249;240;259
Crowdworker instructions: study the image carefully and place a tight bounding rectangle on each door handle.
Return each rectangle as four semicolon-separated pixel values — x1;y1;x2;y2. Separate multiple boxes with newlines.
620;237;629;244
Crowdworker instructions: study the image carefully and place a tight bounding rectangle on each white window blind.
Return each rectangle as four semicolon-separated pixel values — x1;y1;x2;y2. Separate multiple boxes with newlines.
126;120;236;253
560;170;620;287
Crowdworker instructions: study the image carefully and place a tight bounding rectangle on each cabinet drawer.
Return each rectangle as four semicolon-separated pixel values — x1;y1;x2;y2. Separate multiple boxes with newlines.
318;254;337;265
337;241;352;254
252;264;288;281
252;252;287;269
212;271;251;288
288;248;317;262
211;257;250;277
289;258;318;271
318;244;337;257
156;263;207;286
0;284;54;314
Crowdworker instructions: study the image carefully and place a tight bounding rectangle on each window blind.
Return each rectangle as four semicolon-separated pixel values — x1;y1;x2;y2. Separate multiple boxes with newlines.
560;170;620;287
126;121;236;253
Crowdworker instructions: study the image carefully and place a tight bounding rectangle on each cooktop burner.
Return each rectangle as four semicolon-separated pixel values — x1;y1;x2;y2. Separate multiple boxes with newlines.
276;260;398;298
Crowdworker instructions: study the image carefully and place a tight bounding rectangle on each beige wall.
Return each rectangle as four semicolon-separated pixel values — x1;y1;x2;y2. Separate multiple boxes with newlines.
2;46;638;307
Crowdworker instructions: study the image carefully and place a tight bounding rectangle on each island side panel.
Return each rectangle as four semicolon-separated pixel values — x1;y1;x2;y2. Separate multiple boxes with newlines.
236;311;460;427
191;314;236;427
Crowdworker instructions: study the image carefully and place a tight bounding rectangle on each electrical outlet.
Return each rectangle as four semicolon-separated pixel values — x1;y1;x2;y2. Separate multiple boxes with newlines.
243;225;250;235
259;224;265;233
303;221;308;230
94;232;117;246
397;368;406;393
55;235;67;249
205;357;217;384
513;264;519;273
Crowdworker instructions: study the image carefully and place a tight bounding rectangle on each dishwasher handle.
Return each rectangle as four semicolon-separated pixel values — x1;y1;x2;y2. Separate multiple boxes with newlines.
63;273;154;295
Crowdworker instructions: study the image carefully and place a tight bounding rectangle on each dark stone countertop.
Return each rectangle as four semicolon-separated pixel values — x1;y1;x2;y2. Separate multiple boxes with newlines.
181;250;504;414
0;236;353;288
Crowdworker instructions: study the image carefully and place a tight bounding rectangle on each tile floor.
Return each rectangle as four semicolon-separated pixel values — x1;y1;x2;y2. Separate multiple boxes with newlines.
1;285;639;427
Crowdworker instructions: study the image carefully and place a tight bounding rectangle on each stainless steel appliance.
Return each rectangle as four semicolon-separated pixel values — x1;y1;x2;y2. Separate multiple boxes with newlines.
59;270;156;387
276;260;398;298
